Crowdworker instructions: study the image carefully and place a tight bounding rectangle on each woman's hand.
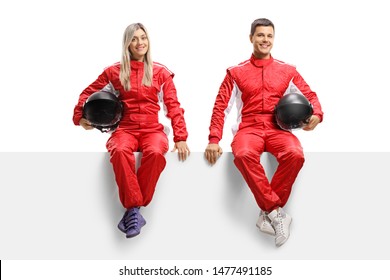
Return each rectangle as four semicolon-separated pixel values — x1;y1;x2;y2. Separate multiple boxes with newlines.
79;118;94;130
172;141;191;161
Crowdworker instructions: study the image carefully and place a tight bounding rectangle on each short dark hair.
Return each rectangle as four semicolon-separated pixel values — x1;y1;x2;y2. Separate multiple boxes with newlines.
250;18;275;35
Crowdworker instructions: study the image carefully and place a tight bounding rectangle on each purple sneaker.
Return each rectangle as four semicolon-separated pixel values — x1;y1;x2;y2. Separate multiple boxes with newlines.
118;207;146;238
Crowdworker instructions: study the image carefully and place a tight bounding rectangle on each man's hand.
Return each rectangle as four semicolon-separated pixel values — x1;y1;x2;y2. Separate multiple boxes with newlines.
204;143;223;165
79;118;94;130
172;141;190;161
303;115;321;131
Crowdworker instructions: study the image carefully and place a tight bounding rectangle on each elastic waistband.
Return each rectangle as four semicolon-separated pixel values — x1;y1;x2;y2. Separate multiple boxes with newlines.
120;113;159;123
241;114;275;123
130;113;158;123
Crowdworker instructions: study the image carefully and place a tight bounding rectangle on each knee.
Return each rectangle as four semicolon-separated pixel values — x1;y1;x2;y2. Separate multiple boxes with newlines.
143;147;166;158
233;147;257;162
107;141;134;156
283;147;305;165
142;148;166;169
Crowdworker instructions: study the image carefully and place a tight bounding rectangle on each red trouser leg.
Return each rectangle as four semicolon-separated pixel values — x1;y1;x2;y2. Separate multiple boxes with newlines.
266;128;305;208
232;126;281;212
137;131;168;206
106;130;142;208
231;125;304;212
106;129;168;209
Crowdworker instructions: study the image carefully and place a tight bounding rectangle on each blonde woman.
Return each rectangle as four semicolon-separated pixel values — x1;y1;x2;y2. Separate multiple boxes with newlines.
73;23;190;238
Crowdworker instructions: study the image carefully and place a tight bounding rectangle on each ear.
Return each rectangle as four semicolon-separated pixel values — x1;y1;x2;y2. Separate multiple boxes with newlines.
249;34;253;43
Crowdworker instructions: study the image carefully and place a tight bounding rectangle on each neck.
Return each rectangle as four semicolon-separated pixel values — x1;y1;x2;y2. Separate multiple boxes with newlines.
130;56;144;62
253;52;271;60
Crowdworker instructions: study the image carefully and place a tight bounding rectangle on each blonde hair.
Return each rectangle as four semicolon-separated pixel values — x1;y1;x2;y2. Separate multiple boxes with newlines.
120;23;153;91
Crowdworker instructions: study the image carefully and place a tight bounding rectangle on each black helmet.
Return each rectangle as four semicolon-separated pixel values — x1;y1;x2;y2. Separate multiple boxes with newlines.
275;93;313;130
83;90;123;132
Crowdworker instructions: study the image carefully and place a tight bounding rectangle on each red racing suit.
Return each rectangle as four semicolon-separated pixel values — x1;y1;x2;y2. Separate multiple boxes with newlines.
208;55;323;212
73;60;188;209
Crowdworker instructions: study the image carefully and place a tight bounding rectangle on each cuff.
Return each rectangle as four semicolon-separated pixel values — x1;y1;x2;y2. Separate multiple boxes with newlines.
208;137;220;144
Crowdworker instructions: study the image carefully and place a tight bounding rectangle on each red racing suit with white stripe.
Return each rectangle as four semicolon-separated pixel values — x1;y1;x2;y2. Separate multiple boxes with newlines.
73;61;188;208
208;54;323;211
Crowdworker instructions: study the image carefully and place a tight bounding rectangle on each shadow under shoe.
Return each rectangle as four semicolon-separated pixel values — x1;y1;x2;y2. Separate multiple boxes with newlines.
118;207;146;238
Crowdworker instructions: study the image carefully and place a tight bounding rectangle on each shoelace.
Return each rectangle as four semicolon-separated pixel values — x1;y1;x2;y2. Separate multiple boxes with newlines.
123;209;139;229
274;212;285;235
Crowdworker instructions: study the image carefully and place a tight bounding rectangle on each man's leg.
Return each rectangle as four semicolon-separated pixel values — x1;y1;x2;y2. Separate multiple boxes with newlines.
231;127;282;212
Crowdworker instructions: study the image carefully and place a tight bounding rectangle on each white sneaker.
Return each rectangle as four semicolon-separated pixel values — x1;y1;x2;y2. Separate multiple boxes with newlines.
267;208;292;247
256;211;275;236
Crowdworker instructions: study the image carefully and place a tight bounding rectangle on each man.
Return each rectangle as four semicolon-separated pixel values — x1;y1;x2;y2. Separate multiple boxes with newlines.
204;18;323;247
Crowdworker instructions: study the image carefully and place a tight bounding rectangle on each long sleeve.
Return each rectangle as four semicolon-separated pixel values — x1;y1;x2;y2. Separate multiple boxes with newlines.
292;71;324;122
160;75;188;142
208;71;236;144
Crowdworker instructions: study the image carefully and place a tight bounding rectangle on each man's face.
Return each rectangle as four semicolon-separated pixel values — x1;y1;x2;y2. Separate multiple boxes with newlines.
250;25;274;59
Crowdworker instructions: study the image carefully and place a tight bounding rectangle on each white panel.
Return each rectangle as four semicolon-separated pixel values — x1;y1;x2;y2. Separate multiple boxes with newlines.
0;152;389;259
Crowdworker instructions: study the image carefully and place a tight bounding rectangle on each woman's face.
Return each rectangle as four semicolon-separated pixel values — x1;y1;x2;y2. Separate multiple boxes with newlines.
129;28;148;61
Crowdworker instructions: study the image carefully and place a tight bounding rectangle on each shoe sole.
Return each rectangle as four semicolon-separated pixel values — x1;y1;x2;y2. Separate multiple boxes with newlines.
256;222;276;236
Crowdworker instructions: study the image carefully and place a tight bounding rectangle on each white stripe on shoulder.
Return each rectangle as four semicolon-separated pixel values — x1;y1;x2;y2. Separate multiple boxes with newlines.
104;61;121;70
273;59;296;68
153;62;173;75
227;60;251;71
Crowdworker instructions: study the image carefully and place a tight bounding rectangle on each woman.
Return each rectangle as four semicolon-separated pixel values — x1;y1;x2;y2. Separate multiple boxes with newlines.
73;23;190;238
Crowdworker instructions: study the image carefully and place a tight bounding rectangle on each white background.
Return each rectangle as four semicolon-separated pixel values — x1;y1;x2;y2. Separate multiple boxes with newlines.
1;0;389;152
